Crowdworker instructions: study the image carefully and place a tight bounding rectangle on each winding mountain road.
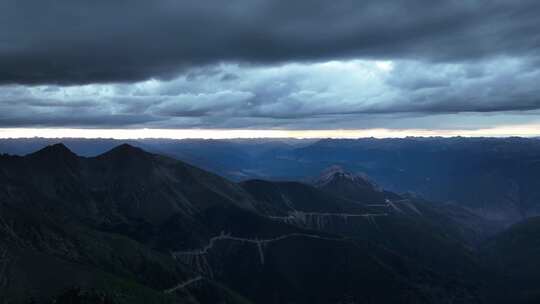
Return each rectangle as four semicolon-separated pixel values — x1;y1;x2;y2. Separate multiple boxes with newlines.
168;198;422;293
163;276;203;294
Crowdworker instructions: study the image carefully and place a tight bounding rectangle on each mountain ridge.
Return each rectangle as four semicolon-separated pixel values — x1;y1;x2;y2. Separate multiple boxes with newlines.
0;142;522;303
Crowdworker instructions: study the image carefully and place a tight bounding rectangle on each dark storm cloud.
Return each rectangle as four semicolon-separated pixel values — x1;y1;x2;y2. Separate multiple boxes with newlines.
0;113;162;128
1;0;540;85
2;0;540;131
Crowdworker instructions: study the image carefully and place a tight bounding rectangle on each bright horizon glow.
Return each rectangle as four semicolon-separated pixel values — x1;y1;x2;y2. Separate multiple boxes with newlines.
0;125;540;139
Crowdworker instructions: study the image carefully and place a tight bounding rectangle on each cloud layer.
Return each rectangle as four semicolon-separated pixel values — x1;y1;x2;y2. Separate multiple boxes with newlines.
1;0;539;84
1;0;540;131
2;58;540;130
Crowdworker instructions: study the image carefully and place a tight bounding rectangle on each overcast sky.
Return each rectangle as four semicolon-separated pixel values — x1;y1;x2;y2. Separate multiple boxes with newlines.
1;0;540;137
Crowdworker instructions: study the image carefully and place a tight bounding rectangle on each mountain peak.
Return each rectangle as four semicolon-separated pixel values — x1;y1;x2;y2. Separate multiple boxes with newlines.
111;143;143;153
316;166;364;186
314;165;382;192
98;143;152;160
314;166;385;203
28;143;77;159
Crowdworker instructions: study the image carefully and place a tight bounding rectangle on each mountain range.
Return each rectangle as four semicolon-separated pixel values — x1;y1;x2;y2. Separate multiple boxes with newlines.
3;137;540;225
0;142;538;303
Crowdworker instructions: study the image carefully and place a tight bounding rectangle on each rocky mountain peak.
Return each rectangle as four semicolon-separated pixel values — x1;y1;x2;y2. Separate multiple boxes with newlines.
27;143;78;161
316;165;375;188
98;143;151;160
